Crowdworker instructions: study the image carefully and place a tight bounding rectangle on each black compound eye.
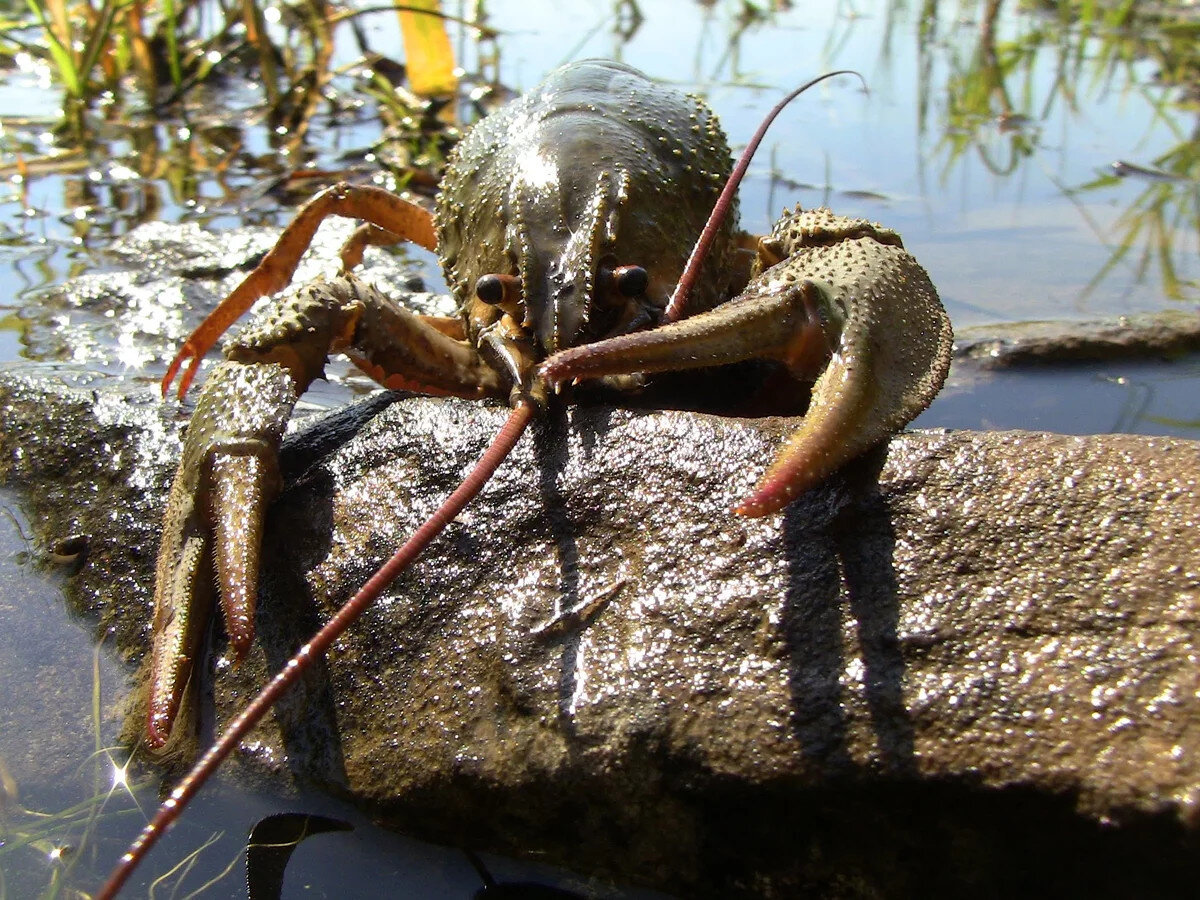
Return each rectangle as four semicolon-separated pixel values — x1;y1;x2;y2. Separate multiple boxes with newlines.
475;274;505;304
475;273;521;305
613;265;648;297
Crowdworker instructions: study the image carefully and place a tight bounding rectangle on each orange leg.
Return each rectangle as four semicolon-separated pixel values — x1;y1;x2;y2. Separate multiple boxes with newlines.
164;183;438;398
341;224;402;270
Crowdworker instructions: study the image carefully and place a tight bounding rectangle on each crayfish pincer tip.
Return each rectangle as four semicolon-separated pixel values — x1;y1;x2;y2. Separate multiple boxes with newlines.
732;491;786;518
227;638;253;668
162;347;190;398
145;717;170;752
161;345;203;400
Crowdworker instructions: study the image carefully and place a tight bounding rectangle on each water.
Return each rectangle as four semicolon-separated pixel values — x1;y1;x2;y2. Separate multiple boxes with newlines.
0;0;1195;896
0;500;632;897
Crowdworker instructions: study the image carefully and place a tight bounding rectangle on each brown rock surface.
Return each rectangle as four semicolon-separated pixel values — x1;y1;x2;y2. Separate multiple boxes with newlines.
954;308;1200;365
0;365;1197;896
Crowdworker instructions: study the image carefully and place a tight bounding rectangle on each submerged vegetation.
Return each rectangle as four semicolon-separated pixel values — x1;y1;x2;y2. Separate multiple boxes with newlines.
7;0;464;118
0;0;481;201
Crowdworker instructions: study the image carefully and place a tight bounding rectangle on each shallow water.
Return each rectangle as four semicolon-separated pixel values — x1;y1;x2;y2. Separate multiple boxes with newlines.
0;0;1195;896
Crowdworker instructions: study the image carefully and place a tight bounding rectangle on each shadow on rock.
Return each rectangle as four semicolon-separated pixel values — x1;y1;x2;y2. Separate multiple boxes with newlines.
781;445;916;780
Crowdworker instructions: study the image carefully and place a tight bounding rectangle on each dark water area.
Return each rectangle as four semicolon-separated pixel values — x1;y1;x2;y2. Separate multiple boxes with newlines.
0;0;1195;896
925;353;1200;437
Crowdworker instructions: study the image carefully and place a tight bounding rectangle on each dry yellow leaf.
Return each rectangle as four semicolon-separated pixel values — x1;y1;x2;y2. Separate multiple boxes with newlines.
397;1;458;97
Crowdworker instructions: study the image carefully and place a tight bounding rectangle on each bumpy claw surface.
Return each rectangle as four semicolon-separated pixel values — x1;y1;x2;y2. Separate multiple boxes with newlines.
540;206;952;517
735;207;953;515
147;274;508;750
148;361;298;750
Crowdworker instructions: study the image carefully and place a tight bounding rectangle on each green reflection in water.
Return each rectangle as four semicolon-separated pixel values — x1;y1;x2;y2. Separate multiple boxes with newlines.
923;0;1197;303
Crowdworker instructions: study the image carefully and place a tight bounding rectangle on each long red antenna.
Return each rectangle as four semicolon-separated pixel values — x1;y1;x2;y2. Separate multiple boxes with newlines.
97;400;536;900
663;69;865;324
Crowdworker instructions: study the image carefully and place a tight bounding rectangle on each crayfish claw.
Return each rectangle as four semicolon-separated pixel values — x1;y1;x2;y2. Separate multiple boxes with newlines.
211;449;279;661
146;511;211;751
734;210;952;515
146;361;298;748
537;208;950;518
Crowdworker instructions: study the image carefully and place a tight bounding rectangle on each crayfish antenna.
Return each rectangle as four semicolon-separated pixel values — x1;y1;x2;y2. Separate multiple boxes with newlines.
663;69;867;324
97;400;536;900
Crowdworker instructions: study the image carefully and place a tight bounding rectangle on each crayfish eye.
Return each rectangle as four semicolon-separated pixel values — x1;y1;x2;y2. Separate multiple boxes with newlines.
613;265;648;297
475;273;522;305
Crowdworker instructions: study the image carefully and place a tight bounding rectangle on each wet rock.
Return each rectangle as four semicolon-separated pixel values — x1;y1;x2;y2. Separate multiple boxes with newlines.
954;309;1200;366
0;366;171;652
16;220;449;372
0;363;1198;897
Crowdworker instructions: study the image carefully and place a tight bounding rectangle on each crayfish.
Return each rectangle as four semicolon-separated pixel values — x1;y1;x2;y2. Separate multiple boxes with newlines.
98;59;951;897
